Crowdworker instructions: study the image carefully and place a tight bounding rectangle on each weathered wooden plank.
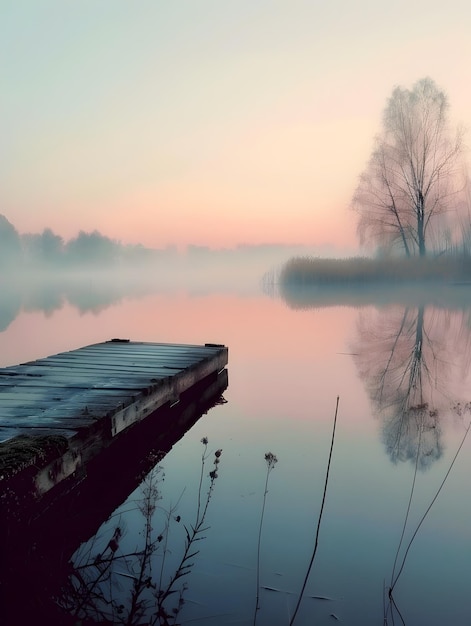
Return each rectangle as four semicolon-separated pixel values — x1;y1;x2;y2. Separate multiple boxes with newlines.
77;353;210;362
0;370;173;385
21;342;223;360
28;349;208;360
2;426;75;436
0;379;158;390
28;359;193;371
0;391;137;408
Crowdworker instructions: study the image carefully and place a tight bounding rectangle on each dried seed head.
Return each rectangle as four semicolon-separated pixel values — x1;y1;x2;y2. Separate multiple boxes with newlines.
264;452;278;469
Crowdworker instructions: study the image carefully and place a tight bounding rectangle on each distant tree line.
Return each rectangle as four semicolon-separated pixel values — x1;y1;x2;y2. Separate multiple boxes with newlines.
0;215;171;270
0;214;326;273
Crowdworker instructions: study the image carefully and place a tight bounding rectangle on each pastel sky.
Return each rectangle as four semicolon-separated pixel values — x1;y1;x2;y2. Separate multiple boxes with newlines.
2;1;471;250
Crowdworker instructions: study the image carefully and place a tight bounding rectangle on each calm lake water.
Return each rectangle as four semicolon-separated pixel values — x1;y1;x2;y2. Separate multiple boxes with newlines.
1;271;471;625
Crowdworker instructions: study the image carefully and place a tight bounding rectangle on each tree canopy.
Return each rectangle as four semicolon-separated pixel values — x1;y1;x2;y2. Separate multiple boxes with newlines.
352;78;466;257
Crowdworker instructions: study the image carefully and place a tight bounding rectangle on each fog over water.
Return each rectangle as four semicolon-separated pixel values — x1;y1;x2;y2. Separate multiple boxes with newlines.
0;242;353;334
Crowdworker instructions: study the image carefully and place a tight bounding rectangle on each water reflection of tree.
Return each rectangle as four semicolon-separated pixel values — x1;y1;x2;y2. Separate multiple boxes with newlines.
352;306;471;468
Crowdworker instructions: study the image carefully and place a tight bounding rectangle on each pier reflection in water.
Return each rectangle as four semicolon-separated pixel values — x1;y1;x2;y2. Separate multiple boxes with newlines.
2;370;227;626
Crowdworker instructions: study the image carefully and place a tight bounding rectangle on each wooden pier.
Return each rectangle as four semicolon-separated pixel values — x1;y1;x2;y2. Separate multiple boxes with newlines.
0;339;228;498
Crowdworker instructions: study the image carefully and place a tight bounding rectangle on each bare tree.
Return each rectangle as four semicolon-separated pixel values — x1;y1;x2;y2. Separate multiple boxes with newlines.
352;78;465;257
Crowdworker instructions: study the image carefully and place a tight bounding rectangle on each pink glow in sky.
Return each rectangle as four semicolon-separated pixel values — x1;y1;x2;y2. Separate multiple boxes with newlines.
2;1;471;250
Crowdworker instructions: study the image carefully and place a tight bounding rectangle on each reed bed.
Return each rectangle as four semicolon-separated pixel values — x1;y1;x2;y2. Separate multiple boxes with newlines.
279;255;471;287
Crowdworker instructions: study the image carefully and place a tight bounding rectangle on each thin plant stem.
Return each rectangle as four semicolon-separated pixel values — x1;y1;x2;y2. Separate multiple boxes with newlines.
196;438;208;524
389;419;471;596
290;396;340;626
158;507;173;592
253;452;277;626
154;444;222;624
390;415;423;586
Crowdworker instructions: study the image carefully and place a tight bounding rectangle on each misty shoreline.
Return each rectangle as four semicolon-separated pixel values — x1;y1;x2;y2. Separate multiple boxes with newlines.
278;255;471;285
274;255;471;309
